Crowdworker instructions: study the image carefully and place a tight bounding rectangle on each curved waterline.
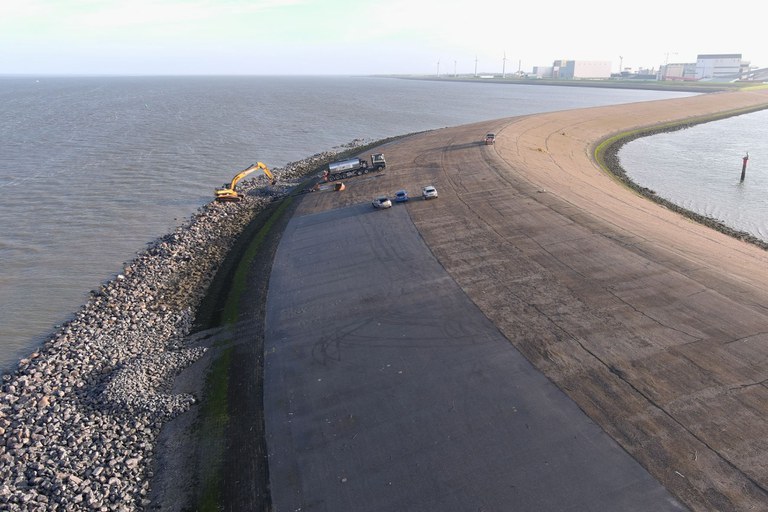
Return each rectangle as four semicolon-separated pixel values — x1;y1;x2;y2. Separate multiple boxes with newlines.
594;102;768;250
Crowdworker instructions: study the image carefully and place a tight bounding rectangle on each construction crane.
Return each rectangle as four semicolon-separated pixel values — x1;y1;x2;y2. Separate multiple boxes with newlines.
215;162;275;202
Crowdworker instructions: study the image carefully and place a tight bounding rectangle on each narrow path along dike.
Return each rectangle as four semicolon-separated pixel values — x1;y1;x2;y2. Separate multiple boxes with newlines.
268;88;768;511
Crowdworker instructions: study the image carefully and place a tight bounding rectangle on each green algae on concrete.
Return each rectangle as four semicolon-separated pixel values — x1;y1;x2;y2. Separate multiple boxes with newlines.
194;196;295;511
221;197;294;325
197;345;233;511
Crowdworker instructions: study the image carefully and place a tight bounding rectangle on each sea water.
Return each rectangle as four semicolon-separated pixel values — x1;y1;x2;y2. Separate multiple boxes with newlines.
618;108;768;240
0;75;702;370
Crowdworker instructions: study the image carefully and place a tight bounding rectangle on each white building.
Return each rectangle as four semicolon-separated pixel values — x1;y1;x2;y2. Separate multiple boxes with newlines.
552;60;612;79
695;54;743;80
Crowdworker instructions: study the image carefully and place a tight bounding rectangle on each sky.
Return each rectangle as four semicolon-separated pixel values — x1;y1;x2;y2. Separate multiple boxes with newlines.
1;0;765;76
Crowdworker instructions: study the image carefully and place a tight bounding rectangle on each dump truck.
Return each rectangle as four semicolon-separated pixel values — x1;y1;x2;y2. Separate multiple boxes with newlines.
324;153;386;181
215;162;275;202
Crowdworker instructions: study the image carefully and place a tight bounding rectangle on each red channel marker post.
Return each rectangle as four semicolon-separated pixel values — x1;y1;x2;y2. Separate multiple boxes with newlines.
741;152;749;182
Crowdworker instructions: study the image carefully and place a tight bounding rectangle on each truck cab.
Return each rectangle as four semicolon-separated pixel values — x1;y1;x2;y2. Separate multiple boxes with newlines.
370;153;386;170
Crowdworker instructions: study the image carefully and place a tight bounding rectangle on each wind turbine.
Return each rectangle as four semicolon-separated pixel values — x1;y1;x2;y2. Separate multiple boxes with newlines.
502;51;507;78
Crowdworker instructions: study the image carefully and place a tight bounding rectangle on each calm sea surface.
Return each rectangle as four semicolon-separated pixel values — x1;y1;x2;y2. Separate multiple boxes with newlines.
619;109;768;240
0;76;703;371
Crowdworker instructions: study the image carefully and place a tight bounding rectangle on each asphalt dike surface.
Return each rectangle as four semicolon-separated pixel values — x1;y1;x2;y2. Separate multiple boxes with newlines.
283;90;768;510
263;202;685;511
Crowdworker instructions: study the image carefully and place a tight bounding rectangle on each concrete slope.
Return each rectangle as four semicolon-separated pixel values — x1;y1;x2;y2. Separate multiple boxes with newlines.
266;89;768;511
265;202;684;511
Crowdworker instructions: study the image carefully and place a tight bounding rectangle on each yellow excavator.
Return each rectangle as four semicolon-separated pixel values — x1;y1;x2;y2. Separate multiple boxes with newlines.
215;162;276;202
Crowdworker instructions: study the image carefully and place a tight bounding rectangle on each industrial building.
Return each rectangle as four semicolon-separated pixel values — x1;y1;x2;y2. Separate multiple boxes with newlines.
553;60;612;79
529;53;758;82
660;62;698;81
532;60;612;79
659;54;752;81
695;54;747;80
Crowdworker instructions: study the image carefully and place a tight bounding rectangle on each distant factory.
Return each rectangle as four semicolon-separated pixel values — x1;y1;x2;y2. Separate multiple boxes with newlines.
532;60;612;80
526;54;763;82
444;52;765;83
662;54;750;81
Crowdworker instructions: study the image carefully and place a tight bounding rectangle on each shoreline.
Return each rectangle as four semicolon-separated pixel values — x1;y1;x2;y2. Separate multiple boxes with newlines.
392;74;750;93
0;146;355;509
2;89;768;509
0;130;415;510
597;100;768;250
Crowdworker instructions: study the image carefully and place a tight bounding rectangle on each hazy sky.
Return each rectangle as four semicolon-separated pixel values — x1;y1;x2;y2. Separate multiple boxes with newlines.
1;0;764;76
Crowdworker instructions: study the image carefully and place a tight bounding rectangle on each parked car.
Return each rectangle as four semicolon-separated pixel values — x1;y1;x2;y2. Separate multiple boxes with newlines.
422;186;438;200
394;189;409;202
372;196;392;209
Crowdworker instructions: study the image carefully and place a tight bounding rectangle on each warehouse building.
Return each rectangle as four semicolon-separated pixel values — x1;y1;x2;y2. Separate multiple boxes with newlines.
695;54;745;80
661;62;698;81
552;60;612;79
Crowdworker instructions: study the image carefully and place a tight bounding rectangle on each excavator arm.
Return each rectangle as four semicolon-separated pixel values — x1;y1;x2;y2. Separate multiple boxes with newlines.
215;162;275;202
